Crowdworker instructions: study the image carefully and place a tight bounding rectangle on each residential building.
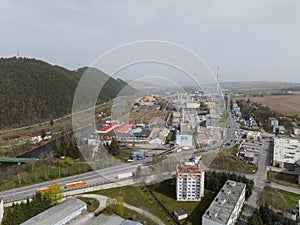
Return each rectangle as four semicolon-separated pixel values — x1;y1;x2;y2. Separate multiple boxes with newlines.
0;197;4;224
273;137;300;168
176;158;205;201
21;198;87;225
202;180;246;225
269;117;279;127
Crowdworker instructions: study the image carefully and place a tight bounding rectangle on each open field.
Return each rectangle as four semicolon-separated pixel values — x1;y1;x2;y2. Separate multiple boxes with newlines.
260;186;300;210
236;95;300;116
205;146;257;174
267;171;300;189
92;185;175;225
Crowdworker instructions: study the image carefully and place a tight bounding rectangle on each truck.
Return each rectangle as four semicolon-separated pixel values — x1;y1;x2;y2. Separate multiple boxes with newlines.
64;181;86;189
117;172;134;180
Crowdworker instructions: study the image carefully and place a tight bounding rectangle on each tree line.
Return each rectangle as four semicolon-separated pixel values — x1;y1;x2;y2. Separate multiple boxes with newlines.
0;57;135;129
205;170;254;199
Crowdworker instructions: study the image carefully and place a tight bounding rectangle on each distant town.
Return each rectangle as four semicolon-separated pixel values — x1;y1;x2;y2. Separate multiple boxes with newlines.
1;80;300;225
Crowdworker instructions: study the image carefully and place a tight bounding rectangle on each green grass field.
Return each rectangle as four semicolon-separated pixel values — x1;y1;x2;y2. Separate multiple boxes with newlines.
92;185;175;225
267;171;300;189
260;186;300;210
207;146;257;174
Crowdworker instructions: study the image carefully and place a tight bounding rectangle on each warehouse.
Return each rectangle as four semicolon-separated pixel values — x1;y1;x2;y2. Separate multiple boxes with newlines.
21;198;87;225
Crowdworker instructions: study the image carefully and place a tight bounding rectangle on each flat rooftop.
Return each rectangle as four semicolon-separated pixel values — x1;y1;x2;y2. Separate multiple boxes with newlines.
21;198;86;225
203;180;246;224
274;137;300;164
89;214;124;225
177;159;205;173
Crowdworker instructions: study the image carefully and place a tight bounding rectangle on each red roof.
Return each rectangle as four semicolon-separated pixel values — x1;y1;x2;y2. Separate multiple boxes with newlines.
115;124;131;134
180;166;205;172
99;123;118;133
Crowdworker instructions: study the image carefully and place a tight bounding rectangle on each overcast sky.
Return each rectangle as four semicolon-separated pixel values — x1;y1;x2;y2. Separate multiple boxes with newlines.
1;0;300;82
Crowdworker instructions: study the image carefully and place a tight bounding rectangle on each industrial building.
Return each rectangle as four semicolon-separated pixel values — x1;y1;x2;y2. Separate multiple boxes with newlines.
0;197;3;224
202;180;246;225
176;122;194;147
176;158;205;201
273;137;300;168
206;114;219;128
89;213;143;225
176;132;193;147
21;198;87;225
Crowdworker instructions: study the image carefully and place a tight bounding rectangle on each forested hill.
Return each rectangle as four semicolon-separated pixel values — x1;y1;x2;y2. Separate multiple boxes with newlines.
0;57;134;129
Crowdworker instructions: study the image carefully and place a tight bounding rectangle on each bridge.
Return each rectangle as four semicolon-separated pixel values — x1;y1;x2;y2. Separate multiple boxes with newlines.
0;158;39;163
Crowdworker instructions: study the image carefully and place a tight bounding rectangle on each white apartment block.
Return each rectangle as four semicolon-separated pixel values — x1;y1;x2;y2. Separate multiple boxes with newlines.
202;180;246;225
176;159;205;201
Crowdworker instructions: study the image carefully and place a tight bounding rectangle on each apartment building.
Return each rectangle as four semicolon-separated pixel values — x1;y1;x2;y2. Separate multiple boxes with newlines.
202;180;246;225
176;158;205;201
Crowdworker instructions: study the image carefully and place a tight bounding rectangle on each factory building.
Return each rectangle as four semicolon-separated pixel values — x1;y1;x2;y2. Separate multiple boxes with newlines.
202;180;246;225
176;158;205;201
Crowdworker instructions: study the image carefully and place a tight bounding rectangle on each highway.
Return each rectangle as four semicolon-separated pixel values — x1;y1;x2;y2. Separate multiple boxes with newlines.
0;161;143;204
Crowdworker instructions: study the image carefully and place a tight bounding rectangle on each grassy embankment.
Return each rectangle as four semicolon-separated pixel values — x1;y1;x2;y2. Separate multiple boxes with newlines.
202;145;257;174
0;162;93;192
267;171;300;189
93;185;176;225
260;186;300;210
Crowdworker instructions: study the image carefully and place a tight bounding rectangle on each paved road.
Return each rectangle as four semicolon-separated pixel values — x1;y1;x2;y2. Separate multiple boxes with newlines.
238;138;269;224
0;161;142;203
